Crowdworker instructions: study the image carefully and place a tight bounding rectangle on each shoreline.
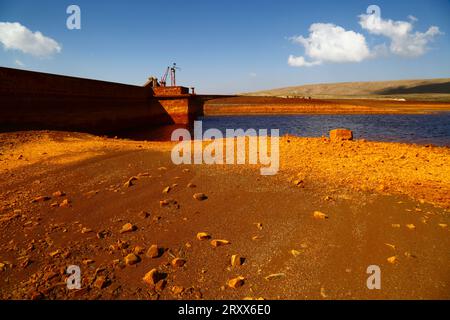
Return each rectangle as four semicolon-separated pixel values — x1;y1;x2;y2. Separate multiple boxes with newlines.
0;131;449;299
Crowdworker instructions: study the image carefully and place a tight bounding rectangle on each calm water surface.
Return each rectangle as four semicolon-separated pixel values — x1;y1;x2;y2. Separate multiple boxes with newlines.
198;113;450;146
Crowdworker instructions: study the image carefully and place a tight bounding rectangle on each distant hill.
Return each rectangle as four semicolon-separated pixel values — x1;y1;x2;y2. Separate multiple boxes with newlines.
243;78;450;101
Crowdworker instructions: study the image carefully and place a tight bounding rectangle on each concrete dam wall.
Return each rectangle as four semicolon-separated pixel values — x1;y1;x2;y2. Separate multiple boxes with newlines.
0;67;203;134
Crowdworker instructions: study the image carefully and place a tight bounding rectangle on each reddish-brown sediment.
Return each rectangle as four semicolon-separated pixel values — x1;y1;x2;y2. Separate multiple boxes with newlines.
204;96;450;115
0;131;448;299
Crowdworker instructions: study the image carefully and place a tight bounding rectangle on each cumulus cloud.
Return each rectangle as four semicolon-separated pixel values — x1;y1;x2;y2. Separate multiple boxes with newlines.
288;23;370;67
0;22;61;57
358;13;442;57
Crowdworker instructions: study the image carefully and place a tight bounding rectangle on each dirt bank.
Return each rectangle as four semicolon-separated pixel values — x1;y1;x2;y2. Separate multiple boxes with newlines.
0;131;448;299
204;96;450;115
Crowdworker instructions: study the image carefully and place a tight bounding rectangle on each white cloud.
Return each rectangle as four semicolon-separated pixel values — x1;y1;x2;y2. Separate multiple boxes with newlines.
359;13;442;57
14;59;24;67
0;22;61;57
288;23;370;67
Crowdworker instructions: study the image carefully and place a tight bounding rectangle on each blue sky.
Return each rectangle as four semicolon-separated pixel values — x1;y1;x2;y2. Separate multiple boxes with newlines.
0;0;449;93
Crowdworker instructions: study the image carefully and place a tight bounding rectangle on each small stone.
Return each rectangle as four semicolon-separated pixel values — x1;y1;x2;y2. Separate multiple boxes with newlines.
134;246;145;255
31;196;51;203
146;244;161;258
406;224;416;230
391;224;401;228
210;239;230;247
227;276;245;289
329;128;353;141
162;186;171;194
255;223;263;230
81;227;92;234
231;254;243;267
290;249;301;257
143;268;160;286
387;256;398;264
264;273;285;281
187;183;196;188
196;232;211;240
123;176;138;188
82;259;95;265
125;253;140;266
171;286;184;295
52;191;65;197
438;223;447;228
59;199;71;208
93;276;109;289
120;223;137;234
193;193;208;201
313;211;328;219
293;179;304;187
171;258;186;268
159;199;178;208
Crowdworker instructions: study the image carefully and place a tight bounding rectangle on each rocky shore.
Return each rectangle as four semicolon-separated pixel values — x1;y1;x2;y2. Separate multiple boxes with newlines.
0;131;448;299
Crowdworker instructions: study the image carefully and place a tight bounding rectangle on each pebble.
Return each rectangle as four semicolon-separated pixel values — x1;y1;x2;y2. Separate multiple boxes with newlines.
162;186;171;194
196;232;211;240
210;239;230;247
171;258;186;268
187;183;196;188
123;177;138;188
227;276;245;289
387;256;398;264
193;193;208;201
313;211;328;219
52;191;65;197
120;223;137;234
406;224;416;230
231;254;243;267
59;199;71;208
143;268;159;286
146;244;161;258
124;253;140;266
171;286;184;295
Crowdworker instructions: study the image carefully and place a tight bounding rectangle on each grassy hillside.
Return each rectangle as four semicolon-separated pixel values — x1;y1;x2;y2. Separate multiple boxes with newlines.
244;78;450;101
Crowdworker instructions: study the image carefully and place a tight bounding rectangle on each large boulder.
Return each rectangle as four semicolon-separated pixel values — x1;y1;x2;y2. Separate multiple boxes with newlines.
329;128;353;141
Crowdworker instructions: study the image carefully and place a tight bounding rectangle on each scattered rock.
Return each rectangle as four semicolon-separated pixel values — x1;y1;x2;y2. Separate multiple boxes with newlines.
384;243;396;250
93;276;109;289
120;223;137;234
387;256;398;264
227;276;245;289
171;258;186;268
171;286;184;295
146;245;161;258
313;211;328;219
264;273;285;281
292;179;304;187
438;223;447;228
59;199;71;208
124;253;140;266
31;196;51;203
255;223;263;230
143;268;160;286
290;250;301;257
197;232;211;240
231;254;243;267
162;186;171;194
82;259;95;265
123;176;138;188
159;199;178;208
210;239;230;247
406;224;416;230
81;227;93;234
193;193;208;201
330;128;353;141
52;191;65;197
134;246;145;255
187;183;196;188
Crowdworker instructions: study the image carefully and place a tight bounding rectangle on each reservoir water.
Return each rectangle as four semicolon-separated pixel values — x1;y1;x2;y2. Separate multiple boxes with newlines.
198;113;450;146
